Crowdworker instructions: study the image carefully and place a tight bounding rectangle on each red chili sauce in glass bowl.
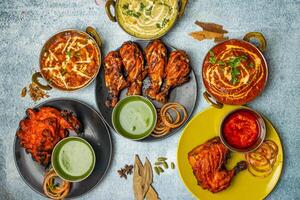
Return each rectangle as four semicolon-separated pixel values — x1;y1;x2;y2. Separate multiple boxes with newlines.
221;109;260;150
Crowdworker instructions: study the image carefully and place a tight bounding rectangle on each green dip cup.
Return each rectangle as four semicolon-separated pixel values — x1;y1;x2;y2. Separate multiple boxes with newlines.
112;95;157;140
51;137;96;182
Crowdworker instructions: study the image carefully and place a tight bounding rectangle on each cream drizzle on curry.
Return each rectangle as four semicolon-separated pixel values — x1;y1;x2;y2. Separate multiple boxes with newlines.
203;40;267;105
116;0;178;39
41;31;100;90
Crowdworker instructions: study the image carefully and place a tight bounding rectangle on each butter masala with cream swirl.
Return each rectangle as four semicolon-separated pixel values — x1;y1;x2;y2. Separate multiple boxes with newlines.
202;39;267;105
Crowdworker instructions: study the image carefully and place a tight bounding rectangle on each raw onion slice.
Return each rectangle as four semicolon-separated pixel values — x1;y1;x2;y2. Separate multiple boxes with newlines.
245;140;278;178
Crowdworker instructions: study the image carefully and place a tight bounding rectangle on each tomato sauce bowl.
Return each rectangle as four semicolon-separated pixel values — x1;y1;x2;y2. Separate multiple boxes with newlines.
220;107;266;153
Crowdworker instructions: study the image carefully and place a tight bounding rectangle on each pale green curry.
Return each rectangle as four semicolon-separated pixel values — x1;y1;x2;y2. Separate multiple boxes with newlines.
116;0;178;39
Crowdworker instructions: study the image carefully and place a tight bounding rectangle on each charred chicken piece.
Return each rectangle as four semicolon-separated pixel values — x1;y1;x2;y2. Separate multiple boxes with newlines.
104;51;128;107
188;137;247;193
144;40;167;99
16;107;82;166
156;50;191;103
119;41;146;96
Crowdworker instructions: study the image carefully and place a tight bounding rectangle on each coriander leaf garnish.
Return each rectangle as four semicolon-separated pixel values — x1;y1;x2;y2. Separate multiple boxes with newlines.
209;57;216;64
156;18;169;29
227;56;246;84
241;55;248;61
217;60;226;66
162;18;169;27
66;51;71;58
208;51;216;64
249;62;254;68
61;68;67;76
122;3;129;10
231;77;239;85
123;10;141;18
139;2;146;11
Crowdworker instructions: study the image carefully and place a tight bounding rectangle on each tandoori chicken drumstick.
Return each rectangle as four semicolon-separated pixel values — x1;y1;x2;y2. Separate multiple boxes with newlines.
156;50;191;103
119;41;146;96
144;40;167;100
104;51;128;107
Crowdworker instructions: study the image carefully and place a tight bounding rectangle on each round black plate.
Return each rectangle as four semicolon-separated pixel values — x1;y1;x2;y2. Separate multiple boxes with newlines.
14;98;112;198
95;40;198;141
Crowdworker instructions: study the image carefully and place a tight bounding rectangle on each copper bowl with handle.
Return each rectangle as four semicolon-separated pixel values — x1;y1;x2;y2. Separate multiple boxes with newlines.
33;27;103;92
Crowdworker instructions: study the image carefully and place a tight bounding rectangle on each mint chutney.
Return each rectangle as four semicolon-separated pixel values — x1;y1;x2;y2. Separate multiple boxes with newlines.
52;137;95;182
112;96;157;140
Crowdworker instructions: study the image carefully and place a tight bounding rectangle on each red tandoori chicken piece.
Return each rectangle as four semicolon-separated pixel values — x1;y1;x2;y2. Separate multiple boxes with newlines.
188;137;247;193
119;41;146;96
156;50;191;103
16;107;82;166
104;51;128;107
144;40;167;100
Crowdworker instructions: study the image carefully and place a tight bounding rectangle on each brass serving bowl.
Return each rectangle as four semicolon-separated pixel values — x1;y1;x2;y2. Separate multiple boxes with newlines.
105;0;188;40
34;27;102;91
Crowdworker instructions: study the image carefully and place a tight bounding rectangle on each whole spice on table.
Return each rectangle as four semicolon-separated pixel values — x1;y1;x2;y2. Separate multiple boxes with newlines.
29;83;49;102
21;87;27;97
21;72;51;102
153;157;175;175
133;155;159;200
189;21;229;43
117;164;134;179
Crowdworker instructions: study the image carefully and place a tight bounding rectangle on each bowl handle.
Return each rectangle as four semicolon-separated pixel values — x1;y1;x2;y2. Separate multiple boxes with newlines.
86;26;103;49
105;0;117;22
178;0;188;18
32;72;52;90
243;32;267;52
203;91;223;109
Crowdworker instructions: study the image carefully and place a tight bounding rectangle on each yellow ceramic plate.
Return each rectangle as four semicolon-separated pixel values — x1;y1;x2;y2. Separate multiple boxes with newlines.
177;105;283;200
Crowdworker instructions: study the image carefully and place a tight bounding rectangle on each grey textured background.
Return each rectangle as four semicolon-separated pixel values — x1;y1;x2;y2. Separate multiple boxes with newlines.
0;0;300;199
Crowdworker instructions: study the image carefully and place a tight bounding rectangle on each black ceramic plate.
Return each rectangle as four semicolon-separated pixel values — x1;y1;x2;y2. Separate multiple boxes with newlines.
14;98;112;198
95;40;198;141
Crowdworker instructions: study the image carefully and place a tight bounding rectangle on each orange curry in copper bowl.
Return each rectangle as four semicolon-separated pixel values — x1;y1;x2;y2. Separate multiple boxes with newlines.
202;32;268;108
38;29;101;91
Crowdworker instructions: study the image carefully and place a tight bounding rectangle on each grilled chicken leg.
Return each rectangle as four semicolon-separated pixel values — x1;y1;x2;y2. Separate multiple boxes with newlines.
144;40;167;99
156;50;191;103
119;41;146;96
188;137;247;193
104;51;128;107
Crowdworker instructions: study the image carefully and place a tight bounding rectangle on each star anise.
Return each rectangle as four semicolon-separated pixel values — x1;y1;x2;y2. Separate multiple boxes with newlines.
117;168;127;179
124;164;134;175
117;164;134;179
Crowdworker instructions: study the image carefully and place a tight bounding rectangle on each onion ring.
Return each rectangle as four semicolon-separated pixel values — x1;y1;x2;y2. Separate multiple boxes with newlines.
248;164;273;178
43;169;71;200
160;103;188;129
245;140;278;177
247;153;270;167
265;140;278;155
152;103;188;137
152;110;172;137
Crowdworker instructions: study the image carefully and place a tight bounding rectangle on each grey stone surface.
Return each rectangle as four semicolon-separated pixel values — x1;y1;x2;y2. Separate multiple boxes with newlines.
0;0;299;199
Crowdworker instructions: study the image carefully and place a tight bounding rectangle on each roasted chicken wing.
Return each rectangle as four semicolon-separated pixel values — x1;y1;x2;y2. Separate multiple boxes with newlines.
16;107;82;166
104;51;128;107
156;50;191;103
144;40;167;99
188;137;247;193
119;41;146;96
